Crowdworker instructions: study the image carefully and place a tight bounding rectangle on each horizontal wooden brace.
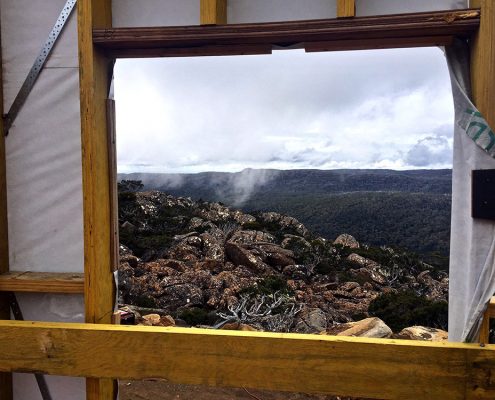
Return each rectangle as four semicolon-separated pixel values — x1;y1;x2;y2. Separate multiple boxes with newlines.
0;321;494;399
93;9;480;58
0;271;84;294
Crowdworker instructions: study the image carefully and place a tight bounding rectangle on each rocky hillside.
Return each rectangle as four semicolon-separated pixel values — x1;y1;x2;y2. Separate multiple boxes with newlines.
119;169;452;257
118;191;448;335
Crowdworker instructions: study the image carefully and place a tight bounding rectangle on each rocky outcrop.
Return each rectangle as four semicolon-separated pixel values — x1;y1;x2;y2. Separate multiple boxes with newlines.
118;192;449;334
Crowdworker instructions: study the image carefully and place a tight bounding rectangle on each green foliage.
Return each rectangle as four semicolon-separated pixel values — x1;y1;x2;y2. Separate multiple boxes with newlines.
241;221;263;231
118;191;137;202
241;276;290;297
368;290;448;332
118;180;144;193
119;231;174;258
245;191;451;262
178;307;217;326
134;295;157;309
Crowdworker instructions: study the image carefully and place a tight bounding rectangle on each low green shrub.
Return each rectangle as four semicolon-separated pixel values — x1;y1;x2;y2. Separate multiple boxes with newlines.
368;290;447;332
178;307;217;326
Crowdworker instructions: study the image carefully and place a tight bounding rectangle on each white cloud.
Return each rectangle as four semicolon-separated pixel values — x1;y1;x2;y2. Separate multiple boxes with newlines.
114;47;454;172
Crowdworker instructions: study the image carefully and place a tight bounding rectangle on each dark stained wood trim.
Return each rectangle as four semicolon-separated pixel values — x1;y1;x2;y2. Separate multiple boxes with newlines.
305;35;454;52
94;9;480;58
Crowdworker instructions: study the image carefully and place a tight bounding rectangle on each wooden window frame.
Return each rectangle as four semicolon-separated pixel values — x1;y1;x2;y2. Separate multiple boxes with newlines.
0;2;494;400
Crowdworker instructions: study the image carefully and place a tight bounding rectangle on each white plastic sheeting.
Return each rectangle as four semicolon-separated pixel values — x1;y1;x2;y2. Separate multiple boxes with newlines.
356;0;468;16
227;0;337;24
446;40;495;342
113;0;199;27
113;0;466;27
1;0;85;398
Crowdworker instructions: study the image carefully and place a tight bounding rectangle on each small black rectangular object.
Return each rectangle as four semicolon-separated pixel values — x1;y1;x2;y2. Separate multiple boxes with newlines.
472;169;495;220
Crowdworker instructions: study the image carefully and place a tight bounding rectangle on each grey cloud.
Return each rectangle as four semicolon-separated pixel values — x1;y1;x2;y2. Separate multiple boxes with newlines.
406;136;452;167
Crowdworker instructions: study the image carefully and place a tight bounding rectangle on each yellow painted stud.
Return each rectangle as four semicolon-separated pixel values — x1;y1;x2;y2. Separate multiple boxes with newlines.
78;0;116;398
337;0;355;18
201;0;227;25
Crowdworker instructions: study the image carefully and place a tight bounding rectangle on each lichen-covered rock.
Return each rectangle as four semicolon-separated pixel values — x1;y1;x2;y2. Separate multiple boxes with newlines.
221;322;258;331
294;308;328;333
229;230;275;245
396;326;448;341
323;317;392;338
259;212;310;238
225;242;269;274
200;233;225;262
334;234;360;249
347;253;381;269
349;267;387;285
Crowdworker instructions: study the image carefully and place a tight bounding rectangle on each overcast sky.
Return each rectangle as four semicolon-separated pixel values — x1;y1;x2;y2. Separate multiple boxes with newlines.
114;47;454;173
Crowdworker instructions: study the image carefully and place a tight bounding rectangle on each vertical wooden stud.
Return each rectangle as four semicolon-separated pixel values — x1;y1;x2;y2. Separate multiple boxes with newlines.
337;0;355;18
0;19;13;400
78;0;116;398
200;0;227;25
471;0;495;130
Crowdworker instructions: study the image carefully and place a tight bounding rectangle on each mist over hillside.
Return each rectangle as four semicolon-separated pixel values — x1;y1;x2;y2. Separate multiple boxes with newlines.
118;169;452;260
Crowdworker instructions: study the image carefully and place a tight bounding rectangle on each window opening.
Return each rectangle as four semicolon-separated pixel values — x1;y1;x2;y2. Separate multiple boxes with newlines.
114;48;454;373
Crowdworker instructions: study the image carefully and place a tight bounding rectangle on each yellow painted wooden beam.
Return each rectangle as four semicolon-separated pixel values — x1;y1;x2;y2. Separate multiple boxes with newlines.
0;271;84;294
201;0;227;25
0;321;494;400
480;296;495;343
471;0;495;129
337;0;355;18
78;0;116;398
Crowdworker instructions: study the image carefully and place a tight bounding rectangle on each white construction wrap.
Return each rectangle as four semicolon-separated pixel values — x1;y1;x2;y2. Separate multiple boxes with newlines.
1;0;85;398
113;0;466;27
446;39;495;342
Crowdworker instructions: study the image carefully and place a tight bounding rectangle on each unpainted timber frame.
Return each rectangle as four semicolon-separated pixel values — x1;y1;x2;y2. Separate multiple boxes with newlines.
0;1;493;400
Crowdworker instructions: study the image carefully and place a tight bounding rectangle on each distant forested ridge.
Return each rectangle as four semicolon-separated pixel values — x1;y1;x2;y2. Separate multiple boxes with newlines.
118;169;452;262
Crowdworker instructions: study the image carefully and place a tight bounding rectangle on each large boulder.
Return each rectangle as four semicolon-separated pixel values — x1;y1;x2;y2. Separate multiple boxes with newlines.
200;233;225;262
295;308;328;333
259;212;310;238
221;322;258;331
334;234;360;249
349;267;387;285
225;242;269;274
346;253;381;269
323;317;392;338
229;230;275;245
396;326;448;341
256;243;295;269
